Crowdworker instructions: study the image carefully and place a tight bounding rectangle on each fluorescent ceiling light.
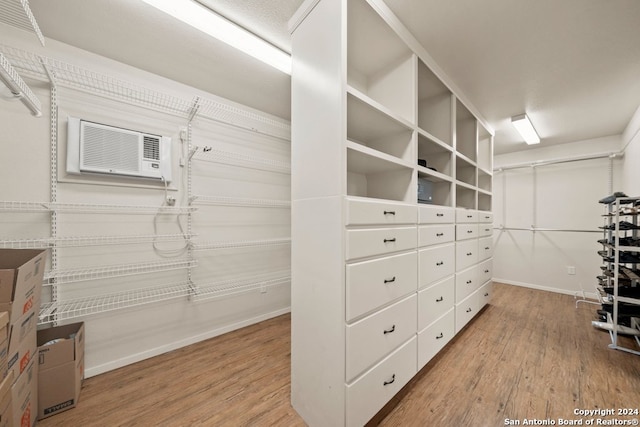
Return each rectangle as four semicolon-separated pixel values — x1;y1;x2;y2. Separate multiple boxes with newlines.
140;0;291;75
511;113;540;145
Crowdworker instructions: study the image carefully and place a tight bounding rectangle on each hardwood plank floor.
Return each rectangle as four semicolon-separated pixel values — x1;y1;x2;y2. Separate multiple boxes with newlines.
38;283;640;426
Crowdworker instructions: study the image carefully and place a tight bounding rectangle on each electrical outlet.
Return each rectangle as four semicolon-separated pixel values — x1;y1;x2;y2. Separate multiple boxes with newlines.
166;197;176;206
567;266;576;275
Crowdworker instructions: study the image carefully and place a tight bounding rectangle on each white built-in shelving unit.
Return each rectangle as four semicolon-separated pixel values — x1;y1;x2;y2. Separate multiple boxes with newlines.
290;0;494;425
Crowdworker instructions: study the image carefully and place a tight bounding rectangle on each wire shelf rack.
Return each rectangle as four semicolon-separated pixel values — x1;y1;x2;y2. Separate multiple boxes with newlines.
44;258;197;285
0;0;45;46
39;282;192;323
193;146;291;174
193;272;290;302
0;233;193;249
0;200;49;212
49;202;196;214
0;200;196;214
197;97;290;141
191;237;290;251
189;196;291;209
0;45;291;140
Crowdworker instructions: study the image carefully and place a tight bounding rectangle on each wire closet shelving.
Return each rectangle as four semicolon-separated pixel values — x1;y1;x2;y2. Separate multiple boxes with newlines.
0;42;292;324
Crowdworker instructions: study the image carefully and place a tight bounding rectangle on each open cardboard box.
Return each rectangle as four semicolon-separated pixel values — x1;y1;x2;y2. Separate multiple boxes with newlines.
37;322;85;420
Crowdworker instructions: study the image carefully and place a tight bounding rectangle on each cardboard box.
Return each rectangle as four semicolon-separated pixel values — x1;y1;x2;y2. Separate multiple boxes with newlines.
6;308;37;382
37;322;84;420
0;312;8;380
7;324;36;384
10;357;36;427
0;371;13;427
0;249;46;326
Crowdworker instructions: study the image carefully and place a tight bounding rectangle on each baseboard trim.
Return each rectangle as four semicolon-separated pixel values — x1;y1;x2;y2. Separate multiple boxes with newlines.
85;306;292;378
493;278;599;301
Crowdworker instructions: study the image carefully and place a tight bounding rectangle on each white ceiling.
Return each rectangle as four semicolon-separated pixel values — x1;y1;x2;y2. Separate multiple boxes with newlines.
18;0;640;154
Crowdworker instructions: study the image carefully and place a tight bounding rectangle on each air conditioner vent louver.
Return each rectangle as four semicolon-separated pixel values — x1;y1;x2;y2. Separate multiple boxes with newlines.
143;136;160;160
66;117;172;182
83;124;139;172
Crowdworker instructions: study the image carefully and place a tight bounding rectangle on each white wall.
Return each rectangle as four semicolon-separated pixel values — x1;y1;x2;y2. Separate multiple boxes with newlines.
621;105;640;195
493;136;623;297
0;25;291;377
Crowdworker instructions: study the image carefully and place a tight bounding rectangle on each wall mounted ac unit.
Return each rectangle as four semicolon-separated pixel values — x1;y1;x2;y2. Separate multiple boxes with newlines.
66;117;172;182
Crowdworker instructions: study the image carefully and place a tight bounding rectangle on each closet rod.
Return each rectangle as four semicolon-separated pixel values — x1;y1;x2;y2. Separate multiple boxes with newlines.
494;151;624;172
0;53;41;116
496;226;600;233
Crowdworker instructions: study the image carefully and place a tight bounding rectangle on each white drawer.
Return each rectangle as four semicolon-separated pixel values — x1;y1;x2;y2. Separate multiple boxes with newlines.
346;337;417;427
346;294;417;382
419;205;454;224
456;208;478;223
478;211;493;223
455;239;478;271
478;258;492;284
478;236;493;261
346;227;416;260
417;308;454;370
456;224;478;241
455;264;479;303
346;252;417;321
455;291;479;333
346;198;416;225
418;276;454;330
418;243;455;287
478;280;493;308
478;224;493;237
419;224;455;247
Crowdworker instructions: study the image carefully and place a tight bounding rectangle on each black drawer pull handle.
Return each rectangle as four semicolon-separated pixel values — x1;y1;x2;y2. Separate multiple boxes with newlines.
467;230;473;233
466;308;472;313
485;229;490;232
436;296;443;302
383;374;396;386
436;261;444;266
485;247;490;250
384;238;396;243
384;210;396;215
436;332;444;339
467;215;473;218
383;325;396;335
384;277;396;284
484;269;489;273
466;280;472;284
484;292;489;297
436;213;444;217
466;252;472;256
436;233;444;237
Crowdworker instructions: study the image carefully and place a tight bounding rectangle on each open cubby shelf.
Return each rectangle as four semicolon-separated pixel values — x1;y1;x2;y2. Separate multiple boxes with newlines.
346;147;414;202
347;89;414;163
417;131;453;178
456;102;477;162
347;0;414;123
418;60;452;146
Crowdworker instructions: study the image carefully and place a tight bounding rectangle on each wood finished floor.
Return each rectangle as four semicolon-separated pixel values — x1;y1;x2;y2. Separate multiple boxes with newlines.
38;283;640;427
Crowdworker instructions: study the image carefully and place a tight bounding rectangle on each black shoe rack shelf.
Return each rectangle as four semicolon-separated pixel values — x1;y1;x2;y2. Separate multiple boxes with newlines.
596;196;640;356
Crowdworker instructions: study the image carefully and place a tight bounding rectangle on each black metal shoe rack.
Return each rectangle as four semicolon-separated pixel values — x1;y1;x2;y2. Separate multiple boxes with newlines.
597;196;640;355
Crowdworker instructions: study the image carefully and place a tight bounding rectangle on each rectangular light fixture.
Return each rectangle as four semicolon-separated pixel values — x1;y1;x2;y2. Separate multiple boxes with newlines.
511;113;540;145
140;0;291;75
